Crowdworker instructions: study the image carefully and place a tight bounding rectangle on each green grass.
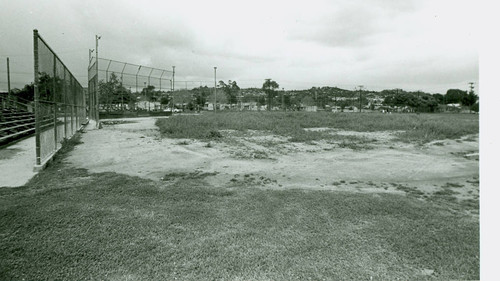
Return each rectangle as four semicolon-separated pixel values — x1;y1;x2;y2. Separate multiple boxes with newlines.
156;112;478;143
0;136;479;280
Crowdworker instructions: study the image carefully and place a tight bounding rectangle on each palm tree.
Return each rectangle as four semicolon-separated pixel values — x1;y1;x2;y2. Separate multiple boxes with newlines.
262;79;279;111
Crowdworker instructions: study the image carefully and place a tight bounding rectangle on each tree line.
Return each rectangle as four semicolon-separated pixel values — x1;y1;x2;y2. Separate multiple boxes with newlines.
7;74;478;113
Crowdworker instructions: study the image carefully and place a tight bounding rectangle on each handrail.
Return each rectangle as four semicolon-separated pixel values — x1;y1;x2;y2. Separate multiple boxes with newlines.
1;94;32;109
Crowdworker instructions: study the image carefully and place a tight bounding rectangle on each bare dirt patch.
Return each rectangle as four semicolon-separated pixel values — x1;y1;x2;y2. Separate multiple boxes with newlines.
66;117;479;208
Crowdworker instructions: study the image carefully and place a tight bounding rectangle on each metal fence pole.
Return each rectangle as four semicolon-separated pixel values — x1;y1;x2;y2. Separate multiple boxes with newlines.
7;57;11;104
106;60;112;113
136;66;141;94
53;56;58;151
73;76;77;133
33;30;41;166
159;70;165;92
70;77;74;134
95;35;100;126
120;63;127;110
63;69;67;138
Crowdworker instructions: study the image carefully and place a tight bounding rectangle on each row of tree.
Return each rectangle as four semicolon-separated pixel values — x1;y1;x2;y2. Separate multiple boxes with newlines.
7;73;478;113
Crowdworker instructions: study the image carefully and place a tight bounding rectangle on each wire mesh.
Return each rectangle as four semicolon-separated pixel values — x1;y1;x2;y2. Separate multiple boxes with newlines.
34;30;86;165
97;58;174;93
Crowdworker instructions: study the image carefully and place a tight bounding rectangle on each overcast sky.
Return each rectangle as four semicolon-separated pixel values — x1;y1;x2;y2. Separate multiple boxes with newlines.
0;0;479;94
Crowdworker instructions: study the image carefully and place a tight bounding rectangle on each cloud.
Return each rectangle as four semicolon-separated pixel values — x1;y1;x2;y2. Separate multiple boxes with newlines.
0;0;478;94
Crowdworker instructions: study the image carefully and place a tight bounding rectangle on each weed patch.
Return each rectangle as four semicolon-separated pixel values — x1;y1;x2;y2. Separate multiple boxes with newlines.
156;112;478;144
161;170;219;182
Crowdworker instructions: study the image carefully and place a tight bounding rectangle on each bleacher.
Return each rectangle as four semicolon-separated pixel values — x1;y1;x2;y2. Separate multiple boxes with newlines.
0;94;41;146
0;108;36;144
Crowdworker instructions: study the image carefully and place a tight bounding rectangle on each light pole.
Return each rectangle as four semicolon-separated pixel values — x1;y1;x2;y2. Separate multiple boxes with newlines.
171;66;175;113
214;67;217;113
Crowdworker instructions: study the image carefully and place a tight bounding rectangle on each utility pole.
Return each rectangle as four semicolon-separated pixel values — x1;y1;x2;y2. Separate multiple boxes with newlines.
214;67;217;113
6;57;11;100
417;90;421;113
468;82;475;94
172;66;175;92
171;66;175;113
358;85;364;112
334;89;337;112
282;88;285;111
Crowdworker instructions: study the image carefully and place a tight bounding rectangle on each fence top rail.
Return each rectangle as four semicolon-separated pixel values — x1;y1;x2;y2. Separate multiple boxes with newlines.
97;57;174;75
34;29;84;89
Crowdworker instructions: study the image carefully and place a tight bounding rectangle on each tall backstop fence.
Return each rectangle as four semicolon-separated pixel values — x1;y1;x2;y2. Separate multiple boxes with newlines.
93;58;174;93
88;58;174;116
33;30;86;167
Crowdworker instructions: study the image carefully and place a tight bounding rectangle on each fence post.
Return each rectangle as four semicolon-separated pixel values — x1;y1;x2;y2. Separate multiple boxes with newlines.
53;55;57;151
120;63;127;110
95;35;100;127
7;57;11;108
33;30;41;166
63;69;67;138
73;76;77;133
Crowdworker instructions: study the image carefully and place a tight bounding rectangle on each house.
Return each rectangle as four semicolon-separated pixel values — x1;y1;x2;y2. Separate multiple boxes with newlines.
331;106;342;113
136;101;161;111
304;106;317;112
204;102;214;111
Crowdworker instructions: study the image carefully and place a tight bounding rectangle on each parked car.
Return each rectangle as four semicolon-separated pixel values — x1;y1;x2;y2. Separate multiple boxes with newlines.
163;108;182;113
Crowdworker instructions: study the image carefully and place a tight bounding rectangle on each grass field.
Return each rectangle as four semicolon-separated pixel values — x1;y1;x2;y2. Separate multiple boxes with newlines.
156;112;479;143
0;114;480;280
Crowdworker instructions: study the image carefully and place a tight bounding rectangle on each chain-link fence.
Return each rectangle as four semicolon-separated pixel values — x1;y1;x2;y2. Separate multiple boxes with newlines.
33;30;86;166
97;58;174;93
88;58;176;115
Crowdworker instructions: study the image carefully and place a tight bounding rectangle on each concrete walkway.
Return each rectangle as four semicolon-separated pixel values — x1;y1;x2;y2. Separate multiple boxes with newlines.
0;136;37;187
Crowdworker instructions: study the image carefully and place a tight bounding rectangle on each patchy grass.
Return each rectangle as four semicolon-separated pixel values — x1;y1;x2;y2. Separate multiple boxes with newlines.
0;138;479;280
156;112;478;143
100;120;137;126
161;170;219;182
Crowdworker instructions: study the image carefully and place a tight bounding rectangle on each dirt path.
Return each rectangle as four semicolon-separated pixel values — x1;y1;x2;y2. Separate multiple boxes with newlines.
66;117;479;202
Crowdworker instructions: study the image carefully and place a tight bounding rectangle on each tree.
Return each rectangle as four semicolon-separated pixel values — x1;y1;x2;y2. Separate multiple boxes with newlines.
191;86;211;107
445;89;467;104
432;93;445;104
13;83;34;102
99;72;129;111
218;80;240;105
141;85;157;102
462;91;478;112
262;79;279;111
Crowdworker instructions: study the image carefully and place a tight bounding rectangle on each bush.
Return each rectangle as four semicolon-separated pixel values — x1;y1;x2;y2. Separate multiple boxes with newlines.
470;102;479;113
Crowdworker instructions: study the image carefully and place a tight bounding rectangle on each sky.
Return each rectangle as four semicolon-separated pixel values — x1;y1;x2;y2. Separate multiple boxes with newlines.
0;0;479;94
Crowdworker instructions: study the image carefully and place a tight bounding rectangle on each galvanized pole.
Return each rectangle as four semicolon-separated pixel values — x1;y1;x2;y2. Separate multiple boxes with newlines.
33;30;41;166
106;60;111;113
95;35;101;126
53;55;57;151
159;70;165;91
148;68;153;86
214;67;217;113
88;49;94;65
63;69;67;138
135;66;141;93
120;63;127;110
6;57;11;102
105;60;112;82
